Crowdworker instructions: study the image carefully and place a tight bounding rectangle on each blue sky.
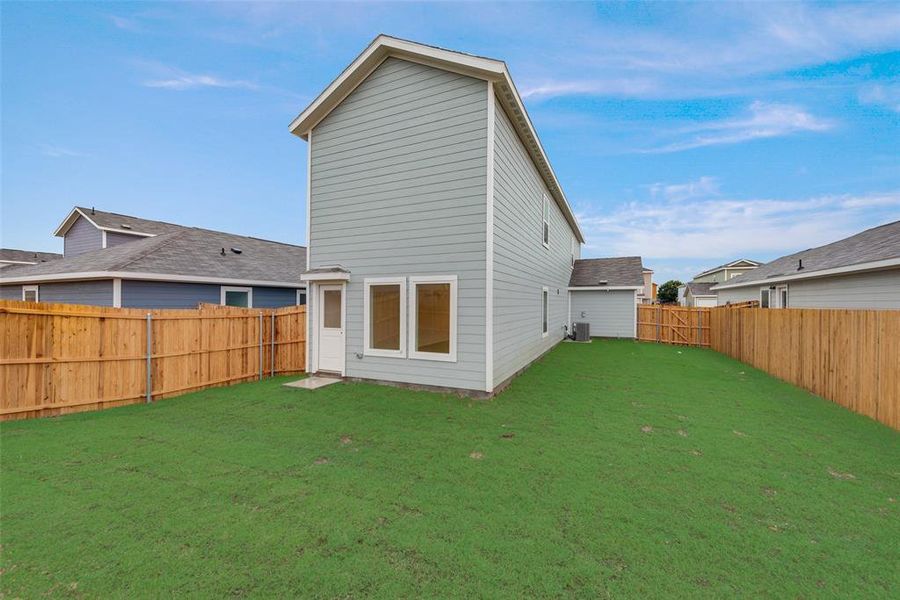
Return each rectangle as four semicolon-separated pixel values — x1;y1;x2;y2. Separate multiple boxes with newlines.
2;1;898;283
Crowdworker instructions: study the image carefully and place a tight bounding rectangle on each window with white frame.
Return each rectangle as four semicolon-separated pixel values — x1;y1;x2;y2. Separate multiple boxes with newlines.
570;237;576;267
759;287;771;308
221;286;252;308
542;194;550;248
22;285;39;302
296;289;306;306
776;284;788;309
409;276;457;361
541;287;549;337
364;278;406;357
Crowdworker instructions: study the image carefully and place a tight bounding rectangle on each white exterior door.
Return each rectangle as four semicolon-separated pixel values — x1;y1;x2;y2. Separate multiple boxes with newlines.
316;284;344;373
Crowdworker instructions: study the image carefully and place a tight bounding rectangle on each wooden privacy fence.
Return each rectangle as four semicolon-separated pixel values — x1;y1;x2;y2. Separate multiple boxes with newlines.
0;300;306;421
638;305;712;347
709;307;900;430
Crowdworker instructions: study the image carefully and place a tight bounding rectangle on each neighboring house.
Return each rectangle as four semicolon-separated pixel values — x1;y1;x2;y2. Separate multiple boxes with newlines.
637;267;655;304
678;258;762;306
713;220;900;309
569;257;644;338
293;35;597;395
0;208;307;308
692;259;762;284
682;281;718;307
0;248;62;270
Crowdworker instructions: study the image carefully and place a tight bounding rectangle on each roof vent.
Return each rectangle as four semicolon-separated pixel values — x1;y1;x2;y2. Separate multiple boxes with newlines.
120;223;132;229
797;259;804;270
597;280;608;285
91;206;95;215
230;247;242;254
220;248;226;256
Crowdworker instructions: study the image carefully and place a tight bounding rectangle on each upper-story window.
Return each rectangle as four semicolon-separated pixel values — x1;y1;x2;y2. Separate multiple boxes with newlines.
542;194;550;248
570;237;576;267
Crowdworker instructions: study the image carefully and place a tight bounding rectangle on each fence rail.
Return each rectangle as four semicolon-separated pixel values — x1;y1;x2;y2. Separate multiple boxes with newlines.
0;300;306;420
709;307;899;430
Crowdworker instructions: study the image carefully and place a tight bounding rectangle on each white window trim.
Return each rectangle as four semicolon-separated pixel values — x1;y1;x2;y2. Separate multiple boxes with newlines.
759;287;771;308
541;286;549;338
408;275;457;363
22;285;39;302
296;288;306;306
570;237;575;267
776;284;789;309
363;277;407;358
220;286;253;308
541;194;550;249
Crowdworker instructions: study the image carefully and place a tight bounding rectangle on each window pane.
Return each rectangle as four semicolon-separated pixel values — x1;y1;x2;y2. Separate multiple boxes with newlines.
542;290;548;333
24;290;37;302
225;290;248;307
370;284;400;350
781;289;788;308
543;222;549;244
760;290;769;308
323;290;341;328
416;283;450;354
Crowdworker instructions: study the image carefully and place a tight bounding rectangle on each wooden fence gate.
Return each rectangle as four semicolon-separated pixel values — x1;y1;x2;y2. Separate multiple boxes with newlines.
0;300;306;421
637;305;712;347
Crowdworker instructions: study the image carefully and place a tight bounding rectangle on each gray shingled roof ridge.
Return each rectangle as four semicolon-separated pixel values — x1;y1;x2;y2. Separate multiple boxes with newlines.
111;229;193;271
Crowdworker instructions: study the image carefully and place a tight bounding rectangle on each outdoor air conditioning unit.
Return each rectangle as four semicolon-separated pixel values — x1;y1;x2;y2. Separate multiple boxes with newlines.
573;322;590;342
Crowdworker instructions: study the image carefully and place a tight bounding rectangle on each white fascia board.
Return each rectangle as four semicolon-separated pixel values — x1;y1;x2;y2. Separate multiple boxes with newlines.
713;258;900;290
568;286;644;291
300;272;351;282
0;270;307;288
53;207;99;237
97;227;156;238
0;260;39;266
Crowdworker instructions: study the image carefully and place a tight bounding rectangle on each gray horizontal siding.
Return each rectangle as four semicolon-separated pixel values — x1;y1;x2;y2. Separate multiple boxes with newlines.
310;57;487;391
570;290;636;338
64;216;102;258
781;269;900;309
41;280;114;306
122;280;219;309
0;285;22;300
253;287;300;308
492;96;577;387
106;231;144;247
716;287;759;305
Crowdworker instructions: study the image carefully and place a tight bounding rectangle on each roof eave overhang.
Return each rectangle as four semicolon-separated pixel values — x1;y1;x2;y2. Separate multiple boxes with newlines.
568;286;643;291
0;271;307;288
712;257;900;290
53;207;97;237
288;35;585;243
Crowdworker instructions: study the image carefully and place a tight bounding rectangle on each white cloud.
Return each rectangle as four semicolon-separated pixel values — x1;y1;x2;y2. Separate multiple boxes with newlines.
108;15;140;32
143;72;258;91
519;78;657;100
39;144;89;158
858;83;900;112
579;190;900;263
647;177;720;202
645;101;834;153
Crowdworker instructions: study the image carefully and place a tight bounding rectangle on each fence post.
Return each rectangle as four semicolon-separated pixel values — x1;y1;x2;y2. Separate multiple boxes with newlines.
258;312;264;381
270;312;276;377
656;305;661;342
145;313;152;403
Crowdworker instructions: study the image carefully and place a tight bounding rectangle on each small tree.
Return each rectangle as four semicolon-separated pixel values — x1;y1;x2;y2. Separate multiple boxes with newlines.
657;280;683;304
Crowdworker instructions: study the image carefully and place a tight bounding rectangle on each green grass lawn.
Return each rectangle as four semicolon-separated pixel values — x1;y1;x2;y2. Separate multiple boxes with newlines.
2;340;898;598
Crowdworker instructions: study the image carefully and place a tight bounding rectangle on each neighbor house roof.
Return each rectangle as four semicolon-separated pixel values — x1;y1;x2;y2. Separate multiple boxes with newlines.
569;257;644;288
54;206;185;238
289;34;584;243
1;228;307;287
0;248;63;264
686;282;716;297
693;258;761;280
713;220;900;290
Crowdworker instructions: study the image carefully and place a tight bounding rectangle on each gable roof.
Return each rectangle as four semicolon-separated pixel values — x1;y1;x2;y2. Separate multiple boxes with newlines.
569;256;644;288
54;207;185;238
0;248;63;264
686;281;716;297
289;34;584;243
693;258;761;280
1;228;307;287
714;220;900;290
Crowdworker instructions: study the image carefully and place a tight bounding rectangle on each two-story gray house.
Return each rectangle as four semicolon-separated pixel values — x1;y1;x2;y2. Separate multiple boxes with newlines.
294;35;595;395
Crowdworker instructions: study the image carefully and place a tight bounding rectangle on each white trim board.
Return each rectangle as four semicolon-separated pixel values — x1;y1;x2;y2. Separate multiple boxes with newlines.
0;270;307;288
713;258;900;290
112;278;122;308
220;286;253;308
53;207;158;239
300;272;350;282
363;277;408;359
568;286;644;291
484;80;495;392
408;275;458;363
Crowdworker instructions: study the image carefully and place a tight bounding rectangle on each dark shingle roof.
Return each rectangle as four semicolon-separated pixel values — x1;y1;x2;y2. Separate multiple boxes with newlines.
570;256;644;287
713;220;900;289
0;248;63;263
686;281;716;296
75;207;185;235
1;229;306;284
